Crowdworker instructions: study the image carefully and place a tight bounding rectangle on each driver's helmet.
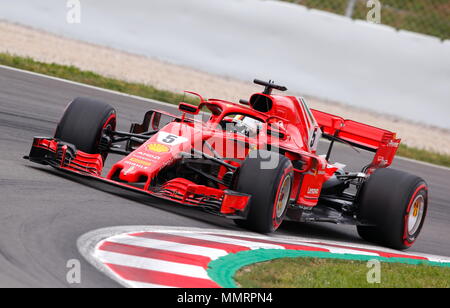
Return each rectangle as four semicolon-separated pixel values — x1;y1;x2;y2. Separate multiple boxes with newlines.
233;115;261;136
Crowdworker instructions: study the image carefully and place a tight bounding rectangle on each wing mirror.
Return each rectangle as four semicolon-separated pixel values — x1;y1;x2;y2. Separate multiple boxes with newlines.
179;102;199;115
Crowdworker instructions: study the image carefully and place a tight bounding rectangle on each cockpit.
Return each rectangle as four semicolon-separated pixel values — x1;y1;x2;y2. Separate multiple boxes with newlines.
219;113;265;138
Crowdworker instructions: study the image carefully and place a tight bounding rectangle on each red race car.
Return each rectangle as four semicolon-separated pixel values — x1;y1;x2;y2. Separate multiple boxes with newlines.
25;79;428;250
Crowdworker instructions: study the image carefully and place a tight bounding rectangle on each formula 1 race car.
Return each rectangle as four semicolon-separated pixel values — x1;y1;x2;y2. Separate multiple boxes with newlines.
25;79;428;250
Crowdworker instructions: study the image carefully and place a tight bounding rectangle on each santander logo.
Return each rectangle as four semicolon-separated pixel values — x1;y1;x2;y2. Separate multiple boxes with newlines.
307;187;320;195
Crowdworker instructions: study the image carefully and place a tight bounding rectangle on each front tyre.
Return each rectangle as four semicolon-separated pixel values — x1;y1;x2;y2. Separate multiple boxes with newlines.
357;168;428;250
234;151;294;233
54;97;116;160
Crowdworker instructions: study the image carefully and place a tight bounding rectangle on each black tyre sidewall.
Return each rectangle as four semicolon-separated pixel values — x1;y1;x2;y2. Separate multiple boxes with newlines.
235;151;294;233
55;97;116;155
357;168;428;250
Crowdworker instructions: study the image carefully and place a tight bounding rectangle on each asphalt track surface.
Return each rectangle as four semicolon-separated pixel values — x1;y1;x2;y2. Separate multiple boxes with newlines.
0;66;449;287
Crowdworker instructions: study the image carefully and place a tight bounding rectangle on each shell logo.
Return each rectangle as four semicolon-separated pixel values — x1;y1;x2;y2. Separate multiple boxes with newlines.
147;143;170;153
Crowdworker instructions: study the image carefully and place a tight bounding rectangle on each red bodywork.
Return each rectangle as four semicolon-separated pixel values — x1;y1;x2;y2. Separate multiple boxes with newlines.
27;91;401;217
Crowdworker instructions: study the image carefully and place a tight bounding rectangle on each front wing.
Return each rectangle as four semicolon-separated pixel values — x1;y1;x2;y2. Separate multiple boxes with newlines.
25;137;251;218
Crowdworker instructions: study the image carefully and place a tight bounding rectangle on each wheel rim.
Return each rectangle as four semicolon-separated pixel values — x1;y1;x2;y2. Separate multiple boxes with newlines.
99;114;116;160
275;175;292;219
407;194;425;236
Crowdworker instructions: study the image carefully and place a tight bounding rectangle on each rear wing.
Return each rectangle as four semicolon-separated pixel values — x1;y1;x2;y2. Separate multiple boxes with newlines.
311;109;401;171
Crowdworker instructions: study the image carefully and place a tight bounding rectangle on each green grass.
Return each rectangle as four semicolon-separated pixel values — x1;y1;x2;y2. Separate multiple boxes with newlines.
235;257;450;288
397;144;450;168
1;52;449;168
282;0;450;39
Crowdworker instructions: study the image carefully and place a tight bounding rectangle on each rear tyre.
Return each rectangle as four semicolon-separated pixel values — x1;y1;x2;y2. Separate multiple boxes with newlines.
357;168;428;250
55;97;116;159
234;150;294;233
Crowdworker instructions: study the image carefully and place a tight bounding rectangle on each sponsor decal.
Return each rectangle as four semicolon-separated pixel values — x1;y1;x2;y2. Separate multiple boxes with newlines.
124;161;149;170
307;187;320;195
137;151;161;160
129;158;152;167
388;141;400;148
123;166;136;175
147;143;170;153
157;131;188;146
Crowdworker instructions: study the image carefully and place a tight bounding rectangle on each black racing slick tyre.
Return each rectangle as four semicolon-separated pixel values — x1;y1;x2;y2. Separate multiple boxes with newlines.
54;97;116;159
234;150;294;233
357;168;428;250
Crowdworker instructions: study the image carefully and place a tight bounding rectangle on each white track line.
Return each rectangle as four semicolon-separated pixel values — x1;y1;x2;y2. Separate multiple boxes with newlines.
0;65;173;109
395;156;450;172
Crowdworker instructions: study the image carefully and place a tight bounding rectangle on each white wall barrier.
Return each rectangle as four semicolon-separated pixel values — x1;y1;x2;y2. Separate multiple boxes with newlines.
1;0;449;128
